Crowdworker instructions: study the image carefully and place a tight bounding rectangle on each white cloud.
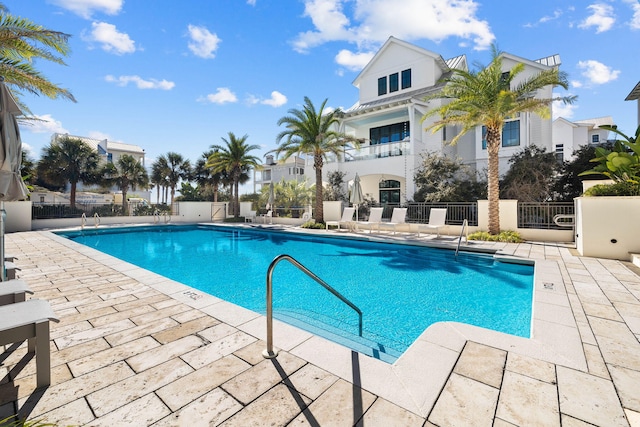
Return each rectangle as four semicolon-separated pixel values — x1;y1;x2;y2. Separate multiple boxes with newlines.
571;80;583;88
335;49;374;71
247;0;257;5
292;0;495;53
199;88;238;104
577;59;620;85
553;93;577;119
105;75;175;90
22;114;68;134
247;91;288;107
83;22;136;55
49;0;123;19
187;25;221;59
579;3;615;33
623;0;640;29
261;91;288;107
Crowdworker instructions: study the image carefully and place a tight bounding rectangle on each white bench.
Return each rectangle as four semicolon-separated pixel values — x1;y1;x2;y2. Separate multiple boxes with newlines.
0;280;33;305
0;299;59;387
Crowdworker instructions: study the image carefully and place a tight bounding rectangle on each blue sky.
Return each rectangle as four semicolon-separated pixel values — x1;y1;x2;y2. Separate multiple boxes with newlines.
9;0;640;182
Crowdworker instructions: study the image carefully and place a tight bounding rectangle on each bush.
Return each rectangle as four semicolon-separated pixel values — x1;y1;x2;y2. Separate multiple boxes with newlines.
468;230;524;243
300;220;324;229
583;182;640;197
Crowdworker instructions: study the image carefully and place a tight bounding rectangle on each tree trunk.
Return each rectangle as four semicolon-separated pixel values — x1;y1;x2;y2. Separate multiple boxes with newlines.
122;188;128;215
70;181;77;209
486;126;501;235
234;179;240;218
314;154;324;223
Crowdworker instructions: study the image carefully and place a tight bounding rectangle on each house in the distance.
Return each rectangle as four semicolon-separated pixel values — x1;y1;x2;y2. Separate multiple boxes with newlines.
303;37;578;204
552;116;614;162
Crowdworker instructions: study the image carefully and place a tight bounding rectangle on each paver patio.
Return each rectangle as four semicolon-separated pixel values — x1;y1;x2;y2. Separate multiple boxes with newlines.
0;228;638;426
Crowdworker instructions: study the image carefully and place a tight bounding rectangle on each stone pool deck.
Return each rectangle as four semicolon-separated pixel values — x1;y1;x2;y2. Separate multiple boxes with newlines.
0;228;639;426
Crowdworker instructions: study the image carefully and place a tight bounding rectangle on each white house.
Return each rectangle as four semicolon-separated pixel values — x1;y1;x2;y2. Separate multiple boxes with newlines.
303;37;566;204
626;81;640;128
552;116;614;162
253;154;306;193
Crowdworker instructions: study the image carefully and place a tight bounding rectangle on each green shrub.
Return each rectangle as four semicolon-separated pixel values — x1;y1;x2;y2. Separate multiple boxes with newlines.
468;230;524;243
583;182;640;196
300;220;324;229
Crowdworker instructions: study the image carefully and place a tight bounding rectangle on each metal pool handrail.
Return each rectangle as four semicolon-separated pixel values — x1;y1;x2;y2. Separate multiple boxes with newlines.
455;219;469;258
263;254;363;359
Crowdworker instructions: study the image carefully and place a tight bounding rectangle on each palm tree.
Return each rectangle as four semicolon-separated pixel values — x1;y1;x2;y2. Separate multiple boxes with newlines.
194;150;226;202
37;136;100;208
272;97;360;223
0;3;75;113
161;152;191;205
102;154;149;214
422;46;575;234
151;156;170;204
207;132;260;218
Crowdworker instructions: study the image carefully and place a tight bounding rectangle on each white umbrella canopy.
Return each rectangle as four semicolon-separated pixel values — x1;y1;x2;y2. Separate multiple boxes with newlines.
0;77;28;281
350;173;364;222
0;78;27;201
266;182;274;211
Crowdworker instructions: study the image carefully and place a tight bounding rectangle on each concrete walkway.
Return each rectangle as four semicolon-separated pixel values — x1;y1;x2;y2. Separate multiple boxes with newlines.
0;229;638;426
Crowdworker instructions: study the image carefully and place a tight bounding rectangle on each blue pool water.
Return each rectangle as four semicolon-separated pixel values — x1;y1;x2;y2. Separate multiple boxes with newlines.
58;225;534;362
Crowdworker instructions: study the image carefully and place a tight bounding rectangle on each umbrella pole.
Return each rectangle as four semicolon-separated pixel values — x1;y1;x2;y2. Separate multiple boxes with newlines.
1;201;5;282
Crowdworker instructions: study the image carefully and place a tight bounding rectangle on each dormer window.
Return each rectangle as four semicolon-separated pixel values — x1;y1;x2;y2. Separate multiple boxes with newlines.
378;76;387;96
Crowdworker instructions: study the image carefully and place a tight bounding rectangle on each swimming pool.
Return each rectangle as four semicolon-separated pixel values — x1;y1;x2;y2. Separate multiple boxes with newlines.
58;224;534;362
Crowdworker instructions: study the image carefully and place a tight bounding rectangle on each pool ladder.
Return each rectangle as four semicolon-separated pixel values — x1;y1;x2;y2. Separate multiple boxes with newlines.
263;254;363;359
455;219;469;258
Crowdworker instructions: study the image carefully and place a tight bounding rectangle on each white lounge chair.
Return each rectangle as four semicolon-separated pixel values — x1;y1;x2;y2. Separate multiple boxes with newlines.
417;208;447;237
378;208;407;234
0;279;33;305
260;210;273;224
356;207;384;233
326;207;355;231
0;299;59;387
245;210;257;223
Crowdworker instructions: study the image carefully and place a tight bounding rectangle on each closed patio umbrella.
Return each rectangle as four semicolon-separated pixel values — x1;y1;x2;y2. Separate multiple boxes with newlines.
266;182;274;211
0;77;28;281
350;173;364;222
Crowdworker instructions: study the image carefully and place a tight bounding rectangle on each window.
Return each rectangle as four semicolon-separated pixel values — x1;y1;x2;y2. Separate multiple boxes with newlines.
555;144;564;163
481;120;521;149
592;134;600;143
378;77;387;96
107;153;113;163
289;167;304;175
389;73;399;92
502;120;520;147
401;69;411;89
379;180;401;204
370;122;410;145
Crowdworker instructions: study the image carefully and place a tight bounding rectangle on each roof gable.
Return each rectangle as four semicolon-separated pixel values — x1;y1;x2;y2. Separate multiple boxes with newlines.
352;36;449;87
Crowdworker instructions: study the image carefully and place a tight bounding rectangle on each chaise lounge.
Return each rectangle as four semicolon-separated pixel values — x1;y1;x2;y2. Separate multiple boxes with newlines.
0;299;59;388
326;207;355;231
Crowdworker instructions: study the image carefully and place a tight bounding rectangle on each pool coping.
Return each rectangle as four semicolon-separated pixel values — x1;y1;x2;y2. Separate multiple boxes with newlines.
47;225;585;417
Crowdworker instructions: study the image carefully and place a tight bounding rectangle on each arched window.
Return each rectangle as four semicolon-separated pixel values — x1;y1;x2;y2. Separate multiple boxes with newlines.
379;179;400;204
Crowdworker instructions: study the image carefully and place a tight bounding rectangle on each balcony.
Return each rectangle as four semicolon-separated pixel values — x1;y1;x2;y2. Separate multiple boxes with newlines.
325;141;411;164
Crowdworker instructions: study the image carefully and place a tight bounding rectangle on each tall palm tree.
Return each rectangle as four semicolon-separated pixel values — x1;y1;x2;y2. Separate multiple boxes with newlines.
0;3;75;113
37;136;100;208
162;152;191;205
207;132;260;218
273;97;360;223
194;150;227;202
151;156;170;204
102;154;149;214
422;46;575;234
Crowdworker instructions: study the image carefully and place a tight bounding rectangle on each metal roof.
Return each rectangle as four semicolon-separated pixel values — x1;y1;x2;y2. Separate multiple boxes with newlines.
625;81;640;101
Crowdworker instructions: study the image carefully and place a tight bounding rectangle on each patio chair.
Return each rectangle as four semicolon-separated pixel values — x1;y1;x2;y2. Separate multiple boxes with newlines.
356;207;384;233
0;299;59;387
245;210;257;223
326;207;355;231
0;279;33;305
417;208;447;237
260;210;273;224
377;208;408;234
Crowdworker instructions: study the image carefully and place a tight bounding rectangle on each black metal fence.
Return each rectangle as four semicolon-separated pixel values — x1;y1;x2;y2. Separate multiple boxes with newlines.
32;203;173;219
406;202;478;226
517;202;575;230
